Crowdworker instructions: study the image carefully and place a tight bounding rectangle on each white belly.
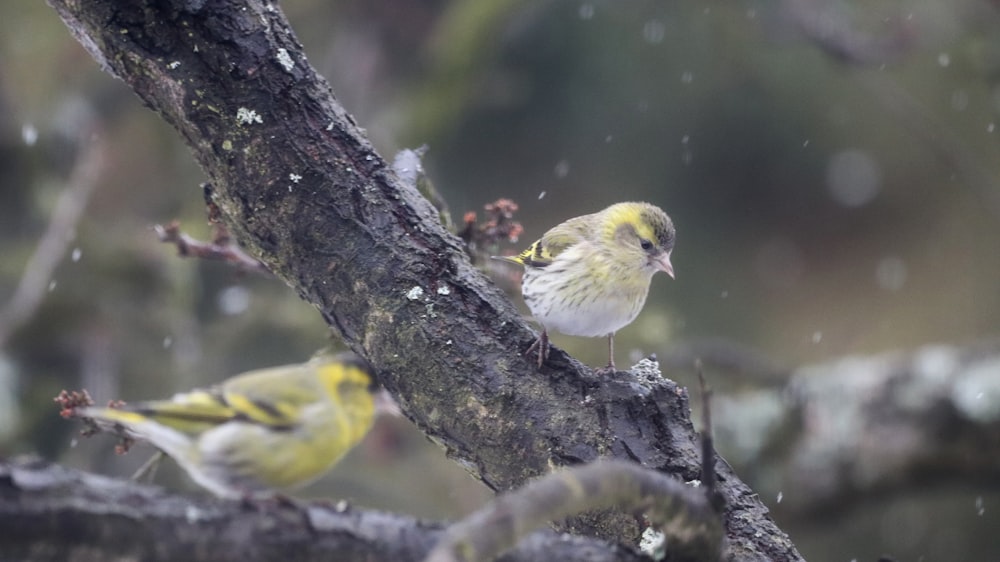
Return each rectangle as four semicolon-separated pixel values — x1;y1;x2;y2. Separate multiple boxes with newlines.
521;248;651;337
534;289;646;337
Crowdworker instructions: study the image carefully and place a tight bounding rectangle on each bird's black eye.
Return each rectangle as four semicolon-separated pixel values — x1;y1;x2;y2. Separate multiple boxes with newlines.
640;239;653;251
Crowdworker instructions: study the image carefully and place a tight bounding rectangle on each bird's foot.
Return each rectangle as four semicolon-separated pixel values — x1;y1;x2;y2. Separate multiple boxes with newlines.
525;331;549;368
594;361;617;376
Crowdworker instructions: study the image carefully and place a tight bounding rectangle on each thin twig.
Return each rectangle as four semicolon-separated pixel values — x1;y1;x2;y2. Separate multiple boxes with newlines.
0;138;105;348
154;220;269;274
457;199;523;264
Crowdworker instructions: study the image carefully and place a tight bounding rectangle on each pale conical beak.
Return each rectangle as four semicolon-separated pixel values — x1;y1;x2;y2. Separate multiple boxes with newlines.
655;251;674;279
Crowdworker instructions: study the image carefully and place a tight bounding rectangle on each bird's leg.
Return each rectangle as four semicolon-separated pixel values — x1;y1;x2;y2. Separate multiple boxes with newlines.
525;329;549;368
130;450;164;483
272;493;302;509
598;334;616;374
239;491;300;511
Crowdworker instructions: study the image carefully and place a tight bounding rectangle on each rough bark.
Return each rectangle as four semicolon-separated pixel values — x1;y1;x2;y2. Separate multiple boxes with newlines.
427;459;724;562
43;0;802;559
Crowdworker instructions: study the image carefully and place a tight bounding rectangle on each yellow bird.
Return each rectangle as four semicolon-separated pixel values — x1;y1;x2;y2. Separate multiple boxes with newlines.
77;353;376;499
496;202;675;371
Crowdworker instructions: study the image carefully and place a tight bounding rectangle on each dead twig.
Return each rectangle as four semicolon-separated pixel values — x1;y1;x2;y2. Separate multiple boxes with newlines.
154;220;269;274
457;199;523;264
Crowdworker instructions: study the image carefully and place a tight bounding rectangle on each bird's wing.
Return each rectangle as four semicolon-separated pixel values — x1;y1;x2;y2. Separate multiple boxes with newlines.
80;389;242;437
215;365;322;428
95;366;316;434
514;214;593;268
94;362;351;437
146;390;255;431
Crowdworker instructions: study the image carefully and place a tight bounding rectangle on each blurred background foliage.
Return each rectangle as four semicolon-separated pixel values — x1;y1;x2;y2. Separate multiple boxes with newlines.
1;0;999;560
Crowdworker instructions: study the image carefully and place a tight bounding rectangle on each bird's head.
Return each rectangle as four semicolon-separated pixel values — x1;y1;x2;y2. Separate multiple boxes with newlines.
603;202;675;278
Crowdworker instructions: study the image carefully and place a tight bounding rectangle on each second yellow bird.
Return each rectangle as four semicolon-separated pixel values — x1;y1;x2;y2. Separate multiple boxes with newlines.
77;353;376;499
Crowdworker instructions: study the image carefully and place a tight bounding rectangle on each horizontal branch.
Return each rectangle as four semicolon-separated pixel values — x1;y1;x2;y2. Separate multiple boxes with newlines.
712;338;1000;513
0;457;646;562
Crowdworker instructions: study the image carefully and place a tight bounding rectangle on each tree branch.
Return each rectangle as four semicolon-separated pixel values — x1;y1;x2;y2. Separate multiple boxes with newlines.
0;457;646;562
713;338;1000;514
154;219;269;275
425;459;723;562
45;1;802;559
0;135;105;348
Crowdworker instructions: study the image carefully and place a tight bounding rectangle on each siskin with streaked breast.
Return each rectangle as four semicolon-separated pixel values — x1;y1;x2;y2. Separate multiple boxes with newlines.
495;202;675;372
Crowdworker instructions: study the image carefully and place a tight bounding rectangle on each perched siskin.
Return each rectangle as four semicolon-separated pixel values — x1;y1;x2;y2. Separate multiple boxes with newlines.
77;353;376;499
496;202;675;371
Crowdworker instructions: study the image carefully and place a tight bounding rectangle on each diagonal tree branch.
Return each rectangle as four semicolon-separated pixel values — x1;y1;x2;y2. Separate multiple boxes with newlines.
0;136;105;348
44;1;803;559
